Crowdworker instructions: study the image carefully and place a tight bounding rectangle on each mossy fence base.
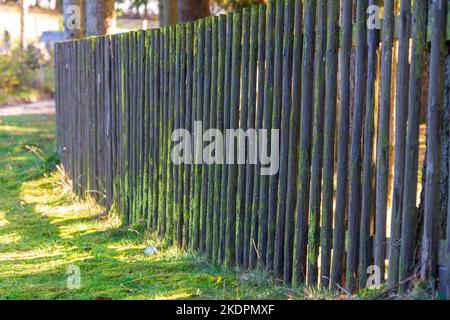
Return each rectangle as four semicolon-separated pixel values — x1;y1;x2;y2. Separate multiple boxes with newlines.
55;0;450;295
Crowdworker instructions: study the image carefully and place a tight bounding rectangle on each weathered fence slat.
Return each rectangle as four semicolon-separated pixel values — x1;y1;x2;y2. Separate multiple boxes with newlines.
447;137;450;297
388;0;412;289
175;25;184;246
274;0;294;279
331;0;352;286
193;21;203;251
167;27;176;244
320;0;339;289
283;0;302;283
266;0;283;270
346;0;368;291
307;0;326;287
160;28;168;236
207;17;218;257
236;8;251;267
152;32;158;227
143;32;151;227
225;11;242;266
293;0;316;286
258;1;275;268
219;14;233;263
243;5;259;270
422;0;448;282
359;0;380;289
199;18;209;253
213;16;226;262
249;4;266;270
189;23;198;251
183;23;194;249
375;0;395;284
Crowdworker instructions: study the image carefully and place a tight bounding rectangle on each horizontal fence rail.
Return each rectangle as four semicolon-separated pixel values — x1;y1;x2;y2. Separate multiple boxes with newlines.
55;0;450;294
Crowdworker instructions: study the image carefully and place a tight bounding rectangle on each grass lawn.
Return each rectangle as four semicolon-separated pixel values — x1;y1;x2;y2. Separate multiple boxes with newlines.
0;114;335;300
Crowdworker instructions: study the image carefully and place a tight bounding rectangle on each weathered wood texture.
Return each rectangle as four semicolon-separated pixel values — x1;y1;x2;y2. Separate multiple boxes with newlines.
55;0;449;294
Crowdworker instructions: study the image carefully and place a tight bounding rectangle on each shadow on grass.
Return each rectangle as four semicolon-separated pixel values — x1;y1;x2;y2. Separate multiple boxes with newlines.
0;115;300;301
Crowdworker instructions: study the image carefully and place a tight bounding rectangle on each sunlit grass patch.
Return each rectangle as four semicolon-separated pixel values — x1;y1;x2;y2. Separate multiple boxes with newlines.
0;114;325;300
0;232;21;245
0;212;8;228
0;125;42;134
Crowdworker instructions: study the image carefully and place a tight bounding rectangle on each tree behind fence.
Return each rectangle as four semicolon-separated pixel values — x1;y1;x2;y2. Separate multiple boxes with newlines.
55;0;450;294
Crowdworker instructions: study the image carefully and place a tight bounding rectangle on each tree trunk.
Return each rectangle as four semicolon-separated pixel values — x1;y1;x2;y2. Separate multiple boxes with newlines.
19;0;27;49
415;15;450;284
55;0;63;12
443;54;450;299
159;0;178;26
63;0;85;39
440;55;450;237
144;3;148;19
178;0;210;24
85;0;115;37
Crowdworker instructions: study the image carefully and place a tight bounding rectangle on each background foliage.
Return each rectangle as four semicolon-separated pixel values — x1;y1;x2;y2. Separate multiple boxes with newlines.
0;45;54;105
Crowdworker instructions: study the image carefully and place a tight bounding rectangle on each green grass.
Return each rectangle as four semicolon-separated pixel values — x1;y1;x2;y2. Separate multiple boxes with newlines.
0;114;331;300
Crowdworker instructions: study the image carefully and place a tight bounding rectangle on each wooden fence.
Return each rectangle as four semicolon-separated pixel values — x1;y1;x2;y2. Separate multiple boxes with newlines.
55;0;450;294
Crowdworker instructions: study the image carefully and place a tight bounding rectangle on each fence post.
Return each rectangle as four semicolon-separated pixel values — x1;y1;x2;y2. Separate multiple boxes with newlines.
320;0;339;289
399;0;428;293
236;8;251;267
212;16;226;263
388;0;412;289
258;0;275;269
274;0;294;279
200;18;210;254
183;23;194;250
225;11;242;267
249;5;266;270
293;0;316;286
243;5;259;270
346;0;368;291
207;16;219;258
375;0;394;284
219;14;232;263
266;0;284;271
422;0;448;283
331;0;353;287
307;0;327;287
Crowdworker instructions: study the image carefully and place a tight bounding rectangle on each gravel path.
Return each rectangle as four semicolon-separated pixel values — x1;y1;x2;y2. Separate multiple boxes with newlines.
0;100;55;117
